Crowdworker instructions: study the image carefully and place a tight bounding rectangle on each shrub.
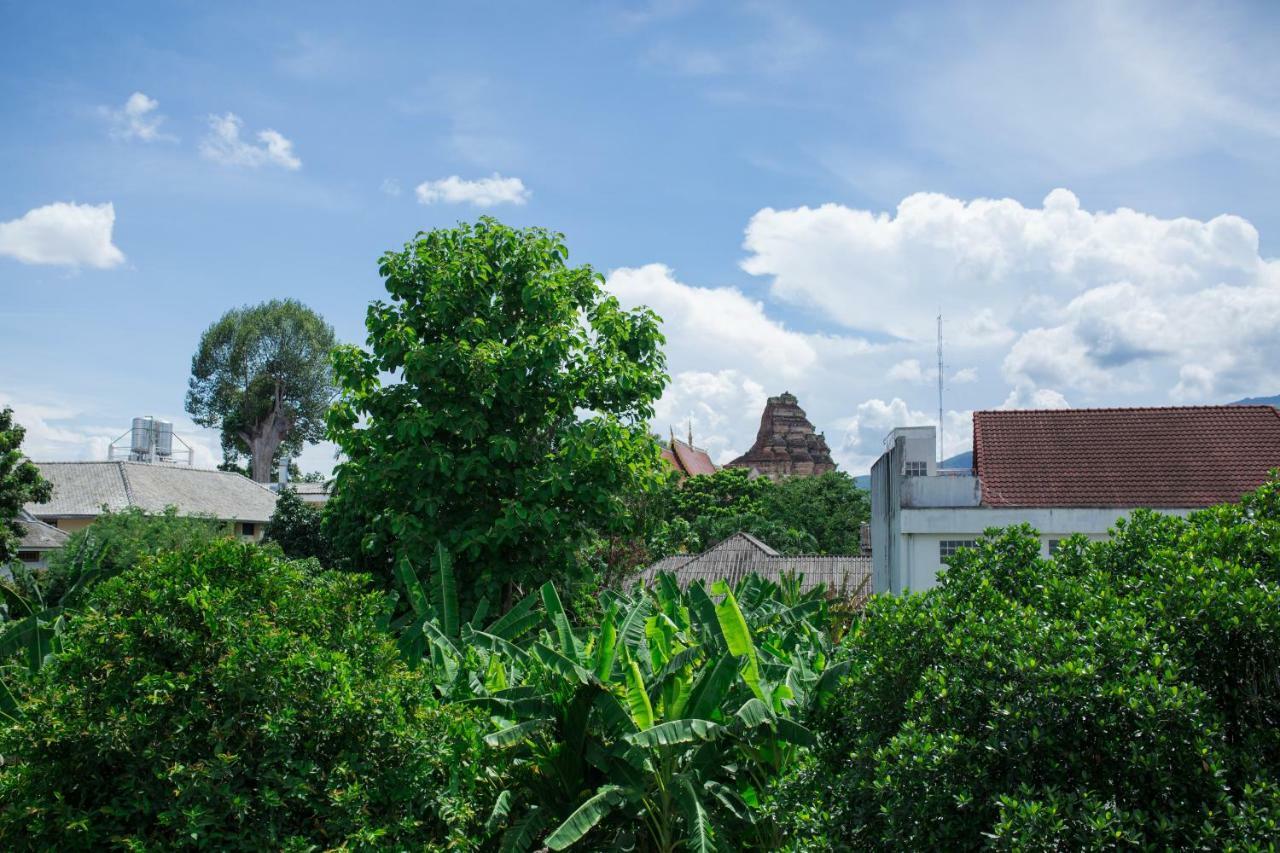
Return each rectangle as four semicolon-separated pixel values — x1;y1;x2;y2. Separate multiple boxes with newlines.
0;540;496;850
263;486;333;565
788;477;1280;849
41;506;229;605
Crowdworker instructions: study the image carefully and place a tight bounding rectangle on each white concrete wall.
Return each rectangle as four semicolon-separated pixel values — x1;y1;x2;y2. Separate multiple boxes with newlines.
892;506;1196;592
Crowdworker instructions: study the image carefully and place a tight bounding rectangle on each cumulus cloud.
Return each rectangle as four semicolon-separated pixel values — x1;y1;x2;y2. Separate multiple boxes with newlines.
0;202;125;268
741;188;1280;404
102;91;173;142
653;370;768;464
415;173;530;207
835;398;974;469
0;393;219;469
200;113;301;170
608;264;827;381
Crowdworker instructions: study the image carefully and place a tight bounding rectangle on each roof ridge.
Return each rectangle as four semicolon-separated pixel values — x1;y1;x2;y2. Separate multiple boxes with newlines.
116;461;136;507
974;404;1275;415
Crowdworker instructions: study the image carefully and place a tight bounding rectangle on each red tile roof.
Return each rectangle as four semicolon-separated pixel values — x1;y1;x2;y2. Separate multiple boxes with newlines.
973;406;1280;508
664;438;717;478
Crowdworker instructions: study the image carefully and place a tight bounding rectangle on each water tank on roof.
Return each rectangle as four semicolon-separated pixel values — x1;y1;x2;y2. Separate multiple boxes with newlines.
130;417;154;456
154;419;173;457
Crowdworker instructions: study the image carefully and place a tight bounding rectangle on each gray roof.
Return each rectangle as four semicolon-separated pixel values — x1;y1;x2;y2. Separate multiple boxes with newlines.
26;462;278;523
638;532;871;602
291;482;330;495
15;510;69;551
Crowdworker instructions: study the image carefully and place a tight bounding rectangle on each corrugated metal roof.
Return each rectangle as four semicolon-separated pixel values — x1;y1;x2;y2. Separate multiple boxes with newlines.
639;532;871;601
15;510;69;550
26;462;278;522
974;406;1280;508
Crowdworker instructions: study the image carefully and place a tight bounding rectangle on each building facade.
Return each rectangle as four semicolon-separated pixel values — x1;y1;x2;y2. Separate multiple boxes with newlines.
25;461;278;541
871;406;1280;594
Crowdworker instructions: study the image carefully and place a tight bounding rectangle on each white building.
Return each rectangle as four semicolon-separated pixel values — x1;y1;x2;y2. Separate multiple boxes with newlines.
870;406;1280;594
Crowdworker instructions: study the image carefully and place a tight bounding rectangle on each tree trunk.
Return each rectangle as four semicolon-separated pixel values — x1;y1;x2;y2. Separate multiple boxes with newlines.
247;386;294;483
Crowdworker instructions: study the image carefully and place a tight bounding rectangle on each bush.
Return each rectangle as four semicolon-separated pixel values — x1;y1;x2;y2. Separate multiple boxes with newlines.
0;540;496;850
41;507;229;605
264;486;333;565
788;477;1280;849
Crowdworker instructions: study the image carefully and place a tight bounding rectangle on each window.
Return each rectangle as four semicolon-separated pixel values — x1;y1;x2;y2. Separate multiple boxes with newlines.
939;539;977;563
241;522;256;537
1047;539;1062;556
17;551;41;563
904;461;928;477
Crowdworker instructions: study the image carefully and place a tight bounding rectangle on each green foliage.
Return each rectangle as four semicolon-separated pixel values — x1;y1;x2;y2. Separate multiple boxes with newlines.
789;476;1280;849
42;506;228;605
0;508;230;691
400;553;845;851
650;468;869;558
0;540;497;850
264;486;332;564
0;409;51;565
325;218;669;608
186;299;337;482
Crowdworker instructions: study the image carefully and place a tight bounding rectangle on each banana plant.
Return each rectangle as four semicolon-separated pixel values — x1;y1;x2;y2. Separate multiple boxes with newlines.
402;553;852;851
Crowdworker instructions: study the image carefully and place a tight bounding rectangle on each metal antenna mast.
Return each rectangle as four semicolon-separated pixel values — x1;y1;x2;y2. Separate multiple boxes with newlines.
937;312;944;464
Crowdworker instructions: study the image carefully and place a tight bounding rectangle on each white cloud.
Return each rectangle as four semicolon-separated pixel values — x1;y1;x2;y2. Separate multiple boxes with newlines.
608;263;826;380
102;92;173;142
380;178;402;197
0;393;219;470
835;397;974;469
415;173;530;207
653;370;768;464
200;113;301;170
0;202;125;268
741;188;1280;405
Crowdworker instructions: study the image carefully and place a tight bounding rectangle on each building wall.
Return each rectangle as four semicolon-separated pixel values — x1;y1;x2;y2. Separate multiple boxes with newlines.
891;506;1196;592
38;515;265;541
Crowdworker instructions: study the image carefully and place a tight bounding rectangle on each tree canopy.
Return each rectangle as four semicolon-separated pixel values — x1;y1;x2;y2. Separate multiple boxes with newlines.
0;408;52;565
783;476;1280;849
186;299;337;483
0;540;495;849
649;468;869;559
325;218;669;608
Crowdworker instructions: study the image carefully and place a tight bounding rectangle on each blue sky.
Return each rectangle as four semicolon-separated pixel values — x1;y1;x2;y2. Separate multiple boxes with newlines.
3;0;1280;475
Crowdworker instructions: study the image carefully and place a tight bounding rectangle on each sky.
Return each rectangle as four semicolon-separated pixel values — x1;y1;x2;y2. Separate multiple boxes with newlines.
3;0;1280;476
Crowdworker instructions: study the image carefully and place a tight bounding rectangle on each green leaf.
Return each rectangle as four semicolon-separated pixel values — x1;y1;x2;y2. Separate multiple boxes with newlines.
540;582;579;662
394;556;430;620
623;654;655;729
430;542;459;638
485;789;513;835
484;718;552;749
711;581;768;705
486;593;543;641
686;652;738;720
676;776;715;853
593;603;619;680
544;785;625;850
533;643;598;686
624;718;723;748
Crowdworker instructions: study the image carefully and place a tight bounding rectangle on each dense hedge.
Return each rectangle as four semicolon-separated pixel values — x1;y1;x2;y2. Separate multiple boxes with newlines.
783;477;1280;849
0;540;497;850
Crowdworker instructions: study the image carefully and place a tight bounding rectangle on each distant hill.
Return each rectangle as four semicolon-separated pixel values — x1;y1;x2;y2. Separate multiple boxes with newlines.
854;450;971;490
1231;394;1280;407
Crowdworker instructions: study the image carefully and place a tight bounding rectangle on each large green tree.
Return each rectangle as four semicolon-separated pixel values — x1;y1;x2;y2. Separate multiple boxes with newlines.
0;408;52;564
186;299;337;483
325;218;669;608
648;468;870;559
